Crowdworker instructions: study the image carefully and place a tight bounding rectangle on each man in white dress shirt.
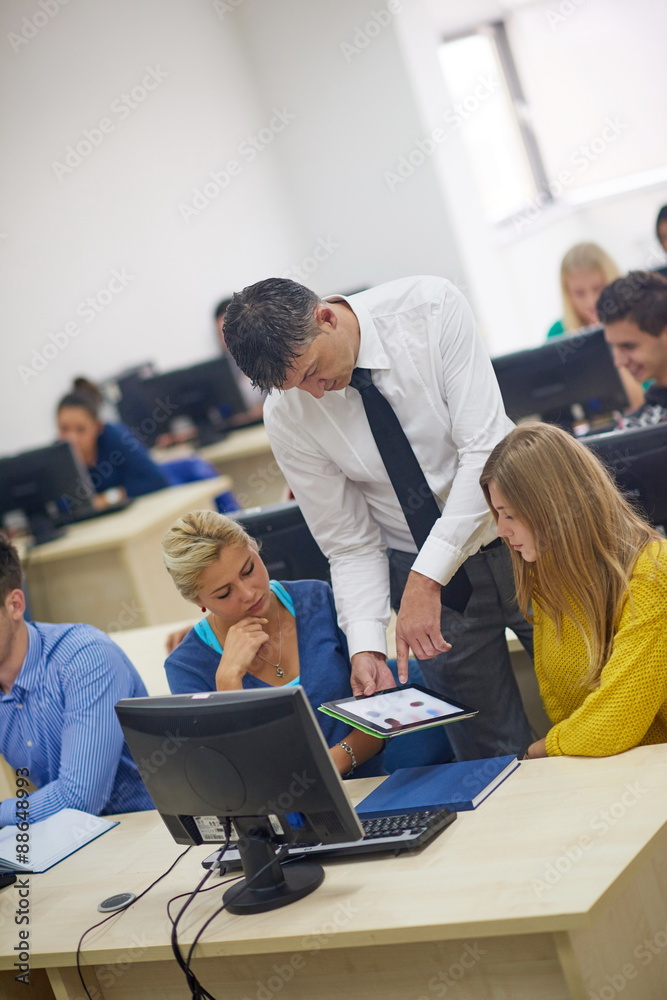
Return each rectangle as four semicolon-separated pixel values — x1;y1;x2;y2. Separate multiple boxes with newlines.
223;276;533;760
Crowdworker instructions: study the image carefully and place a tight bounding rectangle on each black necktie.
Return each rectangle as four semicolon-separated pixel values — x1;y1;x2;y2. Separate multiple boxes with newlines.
349;367;472;613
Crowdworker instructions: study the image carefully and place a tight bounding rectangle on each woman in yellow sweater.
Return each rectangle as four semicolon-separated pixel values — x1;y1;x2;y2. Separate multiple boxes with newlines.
479;421;667;759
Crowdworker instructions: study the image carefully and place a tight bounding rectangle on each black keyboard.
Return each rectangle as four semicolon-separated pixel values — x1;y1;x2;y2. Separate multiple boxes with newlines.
55;499;133;527
202;809;456;872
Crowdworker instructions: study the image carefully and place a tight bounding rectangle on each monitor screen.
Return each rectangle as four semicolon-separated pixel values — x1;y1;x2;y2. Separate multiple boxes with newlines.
116;686;363;914
0;441;95;544
492;326;627;429
107;363;159;446
231;501;330;582
139;356;247;446
582;422;667;528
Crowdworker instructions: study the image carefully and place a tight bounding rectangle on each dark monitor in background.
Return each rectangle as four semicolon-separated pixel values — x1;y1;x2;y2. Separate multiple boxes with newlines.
106;362;160;447
232;501;330;582
116;687;363;914
139;356;247;446
492;326;628;431
0;441;95;544
582;422;667;528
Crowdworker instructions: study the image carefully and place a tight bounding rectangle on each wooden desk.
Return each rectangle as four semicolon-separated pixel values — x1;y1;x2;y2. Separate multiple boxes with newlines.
2;746;667;999
153;425;288;508
22;478;230;632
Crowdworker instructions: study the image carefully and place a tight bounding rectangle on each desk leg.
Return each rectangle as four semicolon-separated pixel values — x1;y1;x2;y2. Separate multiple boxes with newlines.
48;966;101;1000
0;969;55;999
555;845;667;999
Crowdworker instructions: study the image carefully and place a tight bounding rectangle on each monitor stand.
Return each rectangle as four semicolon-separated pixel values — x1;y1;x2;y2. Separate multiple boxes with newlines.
223;817;324;915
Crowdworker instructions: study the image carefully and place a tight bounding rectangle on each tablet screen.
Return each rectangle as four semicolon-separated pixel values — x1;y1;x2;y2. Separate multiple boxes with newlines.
325;685;475;733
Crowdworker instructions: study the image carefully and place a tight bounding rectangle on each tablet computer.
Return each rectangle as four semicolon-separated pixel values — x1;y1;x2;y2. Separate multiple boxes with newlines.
318;684;477;738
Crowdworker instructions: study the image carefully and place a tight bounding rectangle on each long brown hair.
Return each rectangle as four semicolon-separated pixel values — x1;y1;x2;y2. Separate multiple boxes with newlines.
480;423;663;687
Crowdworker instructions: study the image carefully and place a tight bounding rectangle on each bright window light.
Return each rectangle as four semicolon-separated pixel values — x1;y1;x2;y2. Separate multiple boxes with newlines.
438;32;538;222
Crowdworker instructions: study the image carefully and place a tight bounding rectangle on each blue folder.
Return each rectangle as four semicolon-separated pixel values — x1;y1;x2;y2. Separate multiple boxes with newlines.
355;754;520;817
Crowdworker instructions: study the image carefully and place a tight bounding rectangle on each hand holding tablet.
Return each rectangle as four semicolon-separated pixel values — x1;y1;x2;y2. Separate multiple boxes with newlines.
319;684;477;738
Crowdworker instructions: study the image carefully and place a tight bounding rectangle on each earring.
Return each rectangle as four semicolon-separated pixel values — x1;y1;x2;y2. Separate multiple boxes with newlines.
200;607;206;613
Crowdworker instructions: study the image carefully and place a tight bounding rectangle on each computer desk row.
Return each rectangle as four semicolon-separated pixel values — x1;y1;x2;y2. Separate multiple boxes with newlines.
21;476;232;633
1;745;667;1000
151;423;288;510
16;425;284;637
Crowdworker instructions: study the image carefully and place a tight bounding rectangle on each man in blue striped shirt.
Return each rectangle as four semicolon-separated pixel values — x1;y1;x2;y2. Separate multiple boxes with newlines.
0;536;153;827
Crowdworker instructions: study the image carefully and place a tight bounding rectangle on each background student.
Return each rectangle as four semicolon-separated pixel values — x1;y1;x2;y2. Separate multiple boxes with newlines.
56;377;169;503
162;509;384;778
0;535;153;826
597;271;667;428
480;422;667;760
546;242;644;411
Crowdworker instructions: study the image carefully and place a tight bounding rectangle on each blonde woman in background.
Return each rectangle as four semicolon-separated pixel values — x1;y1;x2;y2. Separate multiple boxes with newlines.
480;422;667;760
547;242;644;409
161;509;384;778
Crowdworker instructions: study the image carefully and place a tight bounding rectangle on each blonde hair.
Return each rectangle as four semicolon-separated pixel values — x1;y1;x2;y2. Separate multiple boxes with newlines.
480;423;663;688
162;510;256;603
560;242;620;331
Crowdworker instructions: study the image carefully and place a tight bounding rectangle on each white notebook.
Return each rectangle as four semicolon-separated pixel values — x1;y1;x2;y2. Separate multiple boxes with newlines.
0;809;119;873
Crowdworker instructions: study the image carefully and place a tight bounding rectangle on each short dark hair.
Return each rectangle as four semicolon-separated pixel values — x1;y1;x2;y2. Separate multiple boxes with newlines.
0;535;23;604
213;298;233;322
656;205;667;239
596;271;667;336
223;278;321;391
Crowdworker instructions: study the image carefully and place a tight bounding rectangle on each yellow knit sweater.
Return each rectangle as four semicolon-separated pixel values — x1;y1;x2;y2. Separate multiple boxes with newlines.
534;543;667;757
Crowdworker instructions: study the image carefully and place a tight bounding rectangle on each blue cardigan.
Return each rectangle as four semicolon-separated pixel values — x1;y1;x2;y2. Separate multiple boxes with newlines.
89;423;169;497
165;579;385;778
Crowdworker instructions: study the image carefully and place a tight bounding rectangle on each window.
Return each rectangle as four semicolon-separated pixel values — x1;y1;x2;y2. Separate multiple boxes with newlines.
438;23;547;223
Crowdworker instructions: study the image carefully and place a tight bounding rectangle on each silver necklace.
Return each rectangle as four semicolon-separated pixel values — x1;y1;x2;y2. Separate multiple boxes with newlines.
255;593;284;677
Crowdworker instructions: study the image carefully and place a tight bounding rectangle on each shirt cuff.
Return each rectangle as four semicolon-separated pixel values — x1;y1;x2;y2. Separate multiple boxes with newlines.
0;797;17;828
544;727;563;757
345;621;389;661
411;535;464;586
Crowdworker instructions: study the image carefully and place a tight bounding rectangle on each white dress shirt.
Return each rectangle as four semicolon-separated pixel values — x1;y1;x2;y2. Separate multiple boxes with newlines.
264;275;513;658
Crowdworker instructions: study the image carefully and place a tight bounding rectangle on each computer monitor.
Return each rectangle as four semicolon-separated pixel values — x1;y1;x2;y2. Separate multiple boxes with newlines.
492;326;628;429
231;501;330;582
139;356;247;446
582;422;667;528
106;363;160;447
0;441;95;544
115;686;363;914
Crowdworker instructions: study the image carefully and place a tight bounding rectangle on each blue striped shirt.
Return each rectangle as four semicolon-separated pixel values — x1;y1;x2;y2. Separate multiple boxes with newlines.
0;622;153;827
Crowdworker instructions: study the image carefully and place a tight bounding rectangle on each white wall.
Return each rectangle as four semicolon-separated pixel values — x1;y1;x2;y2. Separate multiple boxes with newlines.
235;0;464;292
0;0;303;453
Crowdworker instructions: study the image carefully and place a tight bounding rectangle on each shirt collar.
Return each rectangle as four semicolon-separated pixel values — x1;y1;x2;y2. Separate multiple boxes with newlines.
324;293;390;373
11;623;44;695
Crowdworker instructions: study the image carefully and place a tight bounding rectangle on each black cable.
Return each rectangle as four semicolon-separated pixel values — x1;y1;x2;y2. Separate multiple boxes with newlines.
170;830;233;999
76;845;191;1000
176;834;297;1000
166;877;240;927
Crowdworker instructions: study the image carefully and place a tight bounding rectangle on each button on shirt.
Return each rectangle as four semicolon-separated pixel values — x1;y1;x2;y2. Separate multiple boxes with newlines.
0;622;153;827
264;276;513;658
